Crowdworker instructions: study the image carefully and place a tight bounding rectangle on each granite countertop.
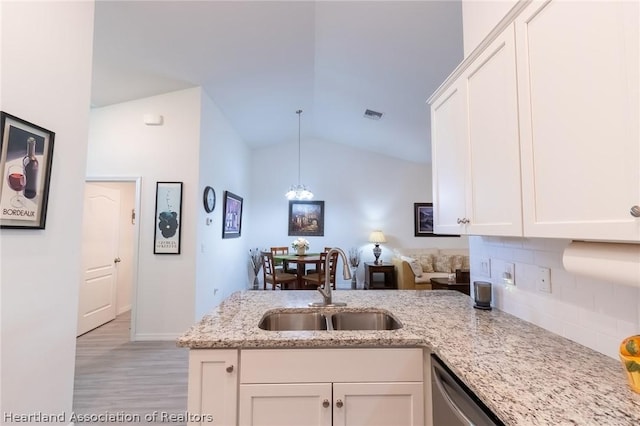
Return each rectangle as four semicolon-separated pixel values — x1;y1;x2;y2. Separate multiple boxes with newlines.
177;290;640;425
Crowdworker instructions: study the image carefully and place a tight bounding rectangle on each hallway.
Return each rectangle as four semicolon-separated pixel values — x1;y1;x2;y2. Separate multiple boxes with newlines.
73;311;189;425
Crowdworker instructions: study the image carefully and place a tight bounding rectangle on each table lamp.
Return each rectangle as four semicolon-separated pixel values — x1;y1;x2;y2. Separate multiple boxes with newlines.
369;230;386;264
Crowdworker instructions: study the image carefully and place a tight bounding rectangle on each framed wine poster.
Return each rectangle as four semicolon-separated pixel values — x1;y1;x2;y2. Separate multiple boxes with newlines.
154;181;183;254
0;112;55;229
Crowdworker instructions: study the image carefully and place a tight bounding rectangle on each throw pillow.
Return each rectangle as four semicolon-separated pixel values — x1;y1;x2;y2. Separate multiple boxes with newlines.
433;254;453;273
414;253;434;273
401;256;423;277
451;255;464;271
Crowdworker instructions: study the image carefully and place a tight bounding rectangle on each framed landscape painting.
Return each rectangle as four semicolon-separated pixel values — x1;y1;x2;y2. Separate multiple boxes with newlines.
414;202;459;237
288;200;324;236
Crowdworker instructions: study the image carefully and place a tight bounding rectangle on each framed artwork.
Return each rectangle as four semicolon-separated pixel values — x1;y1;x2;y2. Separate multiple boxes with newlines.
154;182;183;254
0;112;55;229
222;190;243;239
288;200;324;236
414;202;459;237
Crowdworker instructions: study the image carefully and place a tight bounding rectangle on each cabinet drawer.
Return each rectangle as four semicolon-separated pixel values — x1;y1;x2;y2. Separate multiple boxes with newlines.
240;348;423;384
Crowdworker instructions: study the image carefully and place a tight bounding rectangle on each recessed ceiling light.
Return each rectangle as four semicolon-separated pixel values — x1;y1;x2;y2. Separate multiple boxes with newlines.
364;109;383;120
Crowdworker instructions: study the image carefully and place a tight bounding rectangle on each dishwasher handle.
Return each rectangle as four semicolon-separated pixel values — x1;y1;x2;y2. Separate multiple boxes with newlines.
432;359;475;426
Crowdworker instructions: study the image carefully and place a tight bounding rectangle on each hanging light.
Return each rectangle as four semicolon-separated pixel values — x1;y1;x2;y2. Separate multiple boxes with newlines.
285;109;314;200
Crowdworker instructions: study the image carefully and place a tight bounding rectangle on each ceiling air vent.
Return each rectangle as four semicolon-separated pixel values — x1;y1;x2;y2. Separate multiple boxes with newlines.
364;109;383;120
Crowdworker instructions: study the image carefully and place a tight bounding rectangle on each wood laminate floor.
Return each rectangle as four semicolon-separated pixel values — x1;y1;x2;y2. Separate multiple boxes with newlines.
73;311;189;425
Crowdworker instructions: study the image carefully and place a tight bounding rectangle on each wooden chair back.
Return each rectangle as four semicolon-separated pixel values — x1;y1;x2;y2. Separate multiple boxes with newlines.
261;251;298;290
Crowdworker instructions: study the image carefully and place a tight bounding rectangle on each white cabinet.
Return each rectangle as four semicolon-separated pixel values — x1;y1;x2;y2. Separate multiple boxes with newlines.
239;348;424;426
430;0;640;242
239;383;332;426
187;349;238;426
431;24;522;236
516;0;640;241
431;79;469;235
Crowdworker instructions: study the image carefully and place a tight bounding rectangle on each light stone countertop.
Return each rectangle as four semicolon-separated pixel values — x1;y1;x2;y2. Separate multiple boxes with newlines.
177;290;640;425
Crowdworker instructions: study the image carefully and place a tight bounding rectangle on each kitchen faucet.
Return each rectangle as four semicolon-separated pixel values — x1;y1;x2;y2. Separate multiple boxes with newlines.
309;247;351;307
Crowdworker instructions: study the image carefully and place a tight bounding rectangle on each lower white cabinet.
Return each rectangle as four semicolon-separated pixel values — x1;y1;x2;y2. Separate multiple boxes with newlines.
239;348;424;426
187;349;238;426
239;382;423;426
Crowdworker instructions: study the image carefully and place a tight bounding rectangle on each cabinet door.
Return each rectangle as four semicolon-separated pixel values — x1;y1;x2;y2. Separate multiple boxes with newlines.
431;80;469;234
333;382;424;426
465;24;522;236
239;383;332;426
187;349;238;426
516;0;640;240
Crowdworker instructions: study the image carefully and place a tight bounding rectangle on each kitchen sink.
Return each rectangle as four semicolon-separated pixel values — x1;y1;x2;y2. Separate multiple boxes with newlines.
258;312;328;331
259;309;402;331
331;311;402;331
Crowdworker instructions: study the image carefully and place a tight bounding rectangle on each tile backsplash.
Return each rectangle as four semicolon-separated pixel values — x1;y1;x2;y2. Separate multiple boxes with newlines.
469;236;639;359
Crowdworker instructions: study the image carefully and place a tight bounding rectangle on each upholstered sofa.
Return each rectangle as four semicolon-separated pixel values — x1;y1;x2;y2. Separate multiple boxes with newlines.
391;248;470;290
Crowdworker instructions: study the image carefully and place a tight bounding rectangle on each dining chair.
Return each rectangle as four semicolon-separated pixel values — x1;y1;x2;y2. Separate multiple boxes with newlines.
302;250;338;290
270;246;297;274
261;251;298;290
307;247;335;275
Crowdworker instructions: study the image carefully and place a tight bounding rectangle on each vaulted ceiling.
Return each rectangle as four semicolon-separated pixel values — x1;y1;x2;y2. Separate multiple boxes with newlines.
91;1;463;163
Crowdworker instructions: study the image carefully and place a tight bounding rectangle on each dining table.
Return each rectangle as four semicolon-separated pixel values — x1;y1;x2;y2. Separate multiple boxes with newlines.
273;253;323;289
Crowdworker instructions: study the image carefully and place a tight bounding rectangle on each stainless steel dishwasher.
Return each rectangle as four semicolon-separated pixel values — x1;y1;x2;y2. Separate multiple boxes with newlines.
431;354;505;426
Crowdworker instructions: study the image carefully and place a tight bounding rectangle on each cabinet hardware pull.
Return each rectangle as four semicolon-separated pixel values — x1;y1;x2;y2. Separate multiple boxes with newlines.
457;218;462;224
335;399;344;408
226;365;234;373
322;399;330;408
631;205;640;218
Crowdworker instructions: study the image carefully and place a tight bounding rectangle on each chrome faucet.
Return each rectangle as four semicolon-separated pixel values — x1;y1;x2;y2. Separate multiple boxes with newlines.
310;247;351;307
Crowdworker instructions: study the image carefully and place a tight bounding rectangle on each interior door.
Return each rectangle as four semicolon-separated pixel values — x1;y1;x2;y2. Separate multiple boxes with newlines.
77;183;121;336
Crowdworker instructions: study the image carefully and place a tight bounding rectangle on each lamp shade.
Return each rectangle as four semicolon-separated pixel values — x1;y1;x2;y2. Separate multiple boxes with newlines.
369;231;386;244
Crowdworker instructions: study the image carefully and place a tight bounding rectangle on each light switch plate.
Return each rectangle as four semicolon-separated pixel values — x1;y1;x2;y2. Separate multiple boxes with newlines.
503;262;515;286
537;267;552;293
479;257;491;278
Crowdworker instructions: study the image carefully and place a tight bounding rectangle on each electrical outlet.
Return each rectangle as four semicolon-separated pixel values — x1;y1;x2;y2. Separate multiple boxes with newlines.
479;257;491;278
537;267;552;293
503;262;515;286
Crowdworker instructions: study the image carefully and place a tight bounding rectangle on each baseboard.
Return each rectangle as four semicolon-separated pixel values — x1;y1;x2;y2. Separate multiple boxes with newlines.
117;305;132;315
134;332;181;341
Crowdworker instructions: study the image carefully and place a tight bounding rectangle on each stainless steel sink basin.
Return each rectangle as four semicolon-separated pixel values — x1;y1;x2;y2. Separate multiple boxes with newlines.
258;310;402;331
258;312;328;331
330;311;402;330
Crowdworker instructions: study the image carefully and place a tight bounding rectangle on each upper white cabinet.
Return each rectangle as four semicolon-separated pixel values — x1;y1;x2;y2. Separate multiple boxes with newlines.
431;24;522;236
430;0;640;241
431;79;469;235
516;0;640;241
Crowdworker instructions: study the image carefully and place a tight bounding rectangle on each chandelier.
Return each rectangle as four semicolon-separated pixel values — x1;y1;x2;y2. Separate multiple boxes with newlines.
285;109;314;200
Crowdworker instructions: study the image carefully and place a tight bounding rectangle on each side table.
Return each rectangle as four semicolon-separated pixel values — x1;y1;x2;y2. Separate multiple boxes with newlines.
430;277;470;296
364;262;396;290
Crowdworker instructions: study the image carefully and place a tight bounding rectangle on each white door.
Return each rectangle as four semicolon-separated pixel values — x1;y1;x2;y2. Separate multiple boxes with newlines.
77;183;120;336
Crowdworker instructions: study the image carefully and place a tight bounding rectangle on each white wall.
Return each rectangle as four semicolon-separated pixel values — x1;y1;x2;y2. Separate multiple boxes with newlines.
0;0;95;418
88;88;202;339
195;92;251;319
462;0;518;56
248;139;468;287
469;236;639;359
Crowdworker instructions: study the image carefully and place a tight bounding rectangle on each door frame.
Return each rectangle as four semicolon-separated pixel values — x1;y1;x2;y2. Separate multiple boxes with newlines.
85;176;142;341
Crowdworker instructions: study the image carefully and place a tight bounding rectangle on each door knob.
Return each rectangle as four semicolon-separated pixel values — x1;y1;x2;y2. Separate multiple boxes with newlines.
335;399;344;408
226;365;234;373
322;399;330;408
631;205;640;218
114;257;121;263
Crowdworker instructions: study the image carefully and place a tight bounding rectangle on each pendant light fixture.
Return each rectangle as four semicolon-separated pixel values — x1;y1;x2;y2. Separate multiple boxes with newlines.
285;109;314;200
